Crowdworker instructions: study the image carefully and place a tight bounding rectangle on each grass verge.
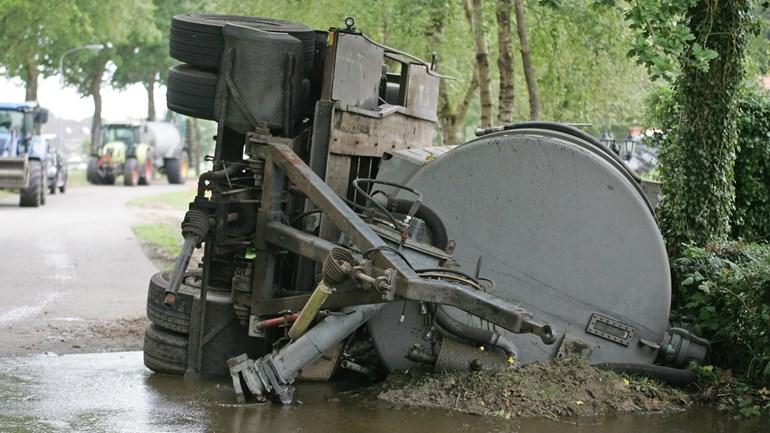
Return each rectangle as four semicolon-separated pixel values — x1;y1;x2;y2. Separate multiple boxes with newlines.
127;188;196;211
132;221;182;271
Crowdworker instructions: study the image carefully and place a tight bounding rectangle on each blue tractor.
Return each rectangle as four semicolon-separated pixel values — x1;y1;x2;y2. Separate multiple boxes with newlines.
0;102;50;207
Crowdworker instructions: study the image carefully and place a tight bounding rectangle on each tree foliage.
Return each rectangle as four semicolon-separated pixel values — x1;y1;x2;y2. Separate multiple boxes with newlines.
625;0;756;250
733;88;770;240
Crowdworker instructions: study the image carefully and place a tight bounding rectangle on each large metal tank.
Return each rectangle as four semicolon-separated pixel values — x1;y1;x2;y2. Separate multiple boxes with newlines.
370;126;671;368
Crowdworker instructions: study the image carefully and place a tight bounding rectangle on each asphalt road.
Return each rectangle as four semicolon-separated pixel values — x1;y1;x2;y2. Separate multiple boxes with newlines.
0;184;186;356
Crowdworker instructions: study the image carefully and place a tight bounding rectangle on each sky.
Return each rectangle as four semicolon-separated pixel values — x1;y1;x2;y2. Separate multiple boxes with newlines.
0;74;167;122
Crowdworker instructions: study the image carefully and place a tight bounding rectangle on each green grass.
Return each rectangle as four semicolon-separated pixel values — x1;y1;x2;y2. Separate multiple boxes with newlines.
132;222;183;270
127;188;196;212
67;169;89;188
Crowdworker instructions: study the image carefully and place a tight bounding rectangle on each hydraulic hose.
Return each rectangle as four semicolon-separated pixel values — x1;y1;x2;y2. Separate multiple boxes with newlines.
595;362;698;387
389;198;449;250
197;163;243;196
435;306;518;358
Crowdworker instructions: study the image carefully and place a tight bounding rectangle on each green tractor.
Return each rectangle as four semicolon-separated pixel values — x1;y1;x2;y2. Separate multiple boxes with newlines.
87;121;188;186
87;123;153;186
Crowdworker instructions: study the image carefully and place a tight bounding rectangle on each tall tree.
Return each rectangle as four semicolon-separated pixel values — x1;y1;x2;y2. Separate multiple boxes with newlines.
513;0;540;120
63;0;156;151
112;0;186;121
496;0;515;124
0;0;89;101
658;0;753;250
465;0;494;128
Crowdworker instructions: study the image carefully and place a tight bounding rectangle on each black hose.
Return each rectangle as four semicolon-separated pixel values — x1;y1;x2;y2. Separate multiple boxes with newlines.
595;362;698;387
197;163;243;196
389;199;449;250
435;306;518;358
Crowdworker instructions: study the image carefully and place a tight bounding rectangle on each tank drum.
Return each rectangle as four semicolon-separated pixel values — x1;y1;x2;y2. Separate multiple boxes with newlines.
377;129;671;367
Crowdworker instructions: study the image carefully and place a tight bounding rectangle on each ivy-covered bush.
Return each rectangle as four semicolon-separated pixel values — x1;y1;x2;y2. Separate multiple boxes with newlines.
733;90;770;240
673;242;770;385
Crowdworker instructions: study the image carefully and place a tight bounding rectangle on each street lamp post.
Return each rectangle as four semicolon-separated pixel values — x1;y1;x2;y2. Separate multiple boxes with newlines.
57;43;104;153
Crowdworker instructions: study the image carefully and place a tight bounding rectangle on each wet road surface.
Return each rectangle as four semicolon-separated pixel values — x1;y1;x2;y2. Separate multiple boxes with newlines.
0;184;185;355
0;351;767;433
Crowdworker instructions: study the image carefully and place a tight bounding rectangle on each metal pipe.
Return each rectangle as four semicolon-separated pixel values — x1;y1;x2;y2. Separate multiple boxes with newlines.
287;280;334;340
254;313;300;330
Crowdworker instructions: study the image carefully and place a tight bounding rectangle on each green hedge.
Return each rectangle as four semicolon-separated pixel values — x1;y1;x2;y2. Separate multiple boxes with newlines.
733;90;770;240
673;242;770;385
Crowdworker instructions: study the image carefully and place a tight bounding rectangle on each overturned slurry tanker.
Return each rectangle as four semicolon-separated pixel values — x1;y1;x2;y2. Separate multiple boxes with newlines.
143;14;708;404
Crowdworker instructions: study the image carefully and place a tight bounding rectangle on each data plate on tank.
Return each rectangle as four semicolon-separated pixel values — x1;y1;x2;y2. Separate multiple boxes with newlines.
586;313;634;346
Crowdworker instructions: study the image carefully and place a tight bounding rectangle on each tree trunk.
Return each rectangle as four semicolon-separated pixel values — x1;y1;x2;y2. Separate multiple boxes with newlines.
465;0;493;128
658;0;752;255
145;73;156;121
496;0;515;124
89;61;107;154
440;69;479;144
25;61;39;102
513;0;540;120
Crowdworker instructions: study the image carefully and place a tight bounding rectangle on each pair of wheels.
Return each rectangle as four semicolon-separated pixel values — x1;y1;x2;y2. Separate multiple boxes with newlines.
86;157;151;186
144;270;269;376
166;14;315;121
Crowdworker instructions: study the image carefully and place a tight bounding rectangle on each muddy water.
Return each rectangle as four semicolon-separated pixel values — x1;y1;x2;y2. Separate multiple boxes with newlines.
0;352;767;433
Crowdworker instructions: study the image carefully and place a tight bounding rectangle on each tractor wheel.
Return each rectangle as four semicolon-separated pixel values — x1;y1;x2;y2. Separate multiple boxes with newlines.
86;157;101;185
165;152;189;185
19;160;43;207
138;157;153;186
123;158;140;186
49;179;57;195
170;14;315;73
146;271;199;335
167;65;217;120
143;324;188;375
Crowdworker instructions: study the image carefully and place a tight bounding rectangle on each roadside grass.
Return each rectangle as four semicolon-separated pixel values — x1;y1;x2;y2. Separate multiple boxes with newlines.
127;187;196;211
132;222;182;271
67;170;89;188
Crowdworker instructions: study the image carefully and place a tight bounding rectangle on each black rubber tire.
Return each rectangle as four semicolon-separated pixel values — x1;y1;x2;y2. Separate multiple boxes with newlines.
49;179;57;195
102;172;116;185
165;152;189;185
170;14;315;73
86;157;101;185
143;324;188;375
167;64;217;120
20;160;43;207
123;158;140;186
146;271;196;335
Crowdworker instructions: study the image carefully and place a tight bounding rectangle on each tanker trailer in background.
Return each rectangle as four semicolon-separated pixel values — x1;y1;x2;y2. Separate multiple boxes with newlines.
143;14;709;404
87;121;189;186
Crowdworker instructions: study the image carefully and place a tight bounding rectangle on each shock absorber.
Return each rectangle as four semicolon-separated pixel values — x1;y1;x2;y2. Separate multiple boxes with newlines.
163;209;211;306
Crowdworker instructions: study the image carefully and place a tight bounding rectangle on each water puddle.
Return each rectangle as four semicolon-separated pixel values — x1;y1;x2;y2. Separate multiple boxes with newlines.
0;352;766;433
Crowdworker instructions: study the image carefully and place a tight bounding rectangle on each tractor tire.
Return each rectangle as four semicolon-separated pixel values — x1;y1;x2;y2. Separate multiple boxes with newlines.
146;271;198;335
143;324;188;375
170;14;315;73
123;158;140;186
19;160;43;207
102;172;116;185
165;152;189;185
167;65;217;120
86;157;101;185
138;157;153;186
49;180;57;195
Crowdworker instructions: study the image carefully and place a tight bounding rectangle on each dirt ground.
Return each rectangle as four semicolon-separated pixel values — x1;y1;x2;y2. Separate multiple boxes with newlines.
3;316;148;357
378;357;689;419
